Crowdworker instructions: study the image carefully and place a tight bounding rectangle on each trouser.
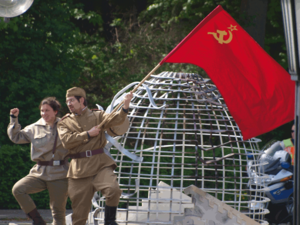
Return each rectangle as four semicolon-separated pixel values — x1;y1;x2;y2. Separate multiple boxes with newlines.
12;175;68;225
68;166;122;225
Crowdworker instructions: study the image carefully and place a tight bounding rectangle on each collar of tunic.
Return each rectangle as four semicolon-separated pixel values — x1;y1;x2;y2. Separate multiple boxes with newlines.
73;106;88;117
34;117;60;126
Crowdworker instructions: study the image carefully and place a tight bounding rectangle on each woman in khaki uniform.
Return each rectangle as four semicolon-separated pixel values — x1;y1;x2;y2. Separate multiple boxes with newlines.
7;97;69;225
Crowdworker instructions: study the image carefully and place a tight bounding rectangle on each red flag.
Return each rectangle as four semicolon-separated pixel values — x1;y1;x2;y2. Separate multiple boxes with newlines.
160;5;295;140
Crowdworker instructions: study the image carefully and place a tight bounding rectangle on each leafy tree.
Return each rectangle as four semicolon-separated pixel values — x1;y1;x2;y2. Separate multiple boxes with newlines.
0;0;84;146
264;0;287;68
239;0;268;48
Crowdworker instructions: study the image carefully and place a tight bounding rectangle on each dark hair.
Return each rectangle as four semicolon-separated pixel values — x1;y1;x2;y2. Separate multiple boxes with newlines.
39;97;61;112
75;96;88;106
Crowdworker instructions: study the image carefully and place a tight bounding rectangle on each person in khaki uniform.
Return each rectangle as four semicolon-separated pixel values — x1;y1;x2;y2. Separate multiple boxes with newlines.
57;87;132;225
7;97;69;225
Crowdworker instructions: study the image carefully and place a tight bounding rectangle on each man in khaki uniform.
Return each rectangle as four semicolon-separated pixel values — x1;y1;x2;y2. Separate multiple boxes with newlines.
57;87;132;225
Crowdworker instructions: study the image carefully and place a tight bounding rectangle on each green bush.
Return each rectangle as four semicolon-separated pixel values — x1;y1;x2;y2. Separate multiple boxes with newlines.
0;144;71;209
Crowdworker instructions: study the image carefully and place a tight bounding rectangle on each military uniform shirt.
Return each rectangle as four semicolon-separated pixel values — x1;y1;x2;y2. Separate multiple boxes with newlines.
57;107;127;179
7;117;69;181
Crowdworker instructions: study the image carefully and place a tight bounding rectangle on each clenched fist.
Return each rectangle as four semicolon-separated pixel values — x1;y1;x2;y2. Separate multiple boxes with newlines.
123;91;133;109
10;108;19;117
88;126;101;137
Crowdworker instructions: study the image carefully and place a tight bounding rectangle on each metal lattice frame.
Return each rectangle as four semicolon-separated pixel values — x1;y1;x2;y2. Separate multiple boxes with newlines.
93;72;268;224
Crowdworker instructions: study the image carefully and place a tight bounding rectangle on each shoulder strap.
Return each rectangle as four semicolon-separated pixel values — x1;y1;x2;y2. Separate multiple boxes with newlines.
60;113;71;121
52;131;58;158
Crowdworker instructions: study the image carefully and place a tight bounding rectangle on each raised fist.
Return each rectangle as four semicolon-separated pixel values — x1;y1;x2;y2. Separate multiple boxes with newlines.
10;108;19;117
123;91;133;109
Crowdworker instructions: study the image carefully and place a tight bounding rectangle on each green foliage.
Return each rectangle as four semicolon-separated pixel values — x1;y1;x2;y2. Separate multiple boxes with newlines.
72;33;130;108
0;144;71;209
0;145;32;209
0;0;84;146
143;0;242;25
264;0;288;69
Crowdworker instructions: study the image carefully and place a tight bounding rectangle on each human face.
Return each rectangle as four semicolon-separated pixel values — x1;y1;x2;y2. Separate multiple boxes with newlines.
66;96;82;114
40;104;57;125
292;125;295;140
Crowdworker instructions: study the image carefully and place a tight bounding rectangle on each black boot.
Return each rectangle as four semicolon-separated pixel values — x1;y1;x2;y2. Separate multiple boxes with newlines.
27;208;46;225
104;205;118;225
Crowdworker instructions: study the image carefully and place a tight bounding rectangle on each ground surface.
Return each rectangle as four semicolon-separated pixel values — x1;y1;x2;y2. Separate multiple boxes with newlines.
0;209;72;225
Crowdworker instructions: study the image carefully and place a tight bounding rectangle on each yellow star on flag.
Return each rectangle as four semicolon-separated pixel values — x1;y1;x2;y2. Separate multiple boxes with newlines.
228;24;237;31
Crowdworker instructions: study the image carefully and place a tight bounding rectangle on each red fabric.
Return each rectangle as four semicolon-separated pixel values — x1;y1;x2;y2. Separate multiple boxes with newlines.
160;5;295;140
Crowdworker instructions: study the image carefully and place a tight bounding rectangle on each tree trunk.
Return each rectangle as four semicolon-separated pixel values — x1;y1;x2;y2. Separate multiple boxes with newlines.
240;0;268;48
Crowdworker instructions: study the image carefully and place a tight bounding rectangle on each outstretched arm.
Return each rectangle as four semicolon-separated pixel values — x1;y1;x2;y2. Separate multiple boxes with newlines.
7;108;31;144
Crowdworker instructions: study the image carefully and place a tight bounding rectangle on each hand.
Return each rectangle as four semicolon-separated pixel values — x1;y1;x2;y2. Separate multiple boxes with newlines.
10;108;19;117
123;91;133;109
88;126;101;137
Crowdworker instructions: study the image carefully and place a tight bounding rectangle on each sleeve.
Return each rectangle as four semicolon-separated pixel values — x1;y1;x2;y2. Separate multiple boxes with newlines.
100;108;128;130
7;117;32;144
57;120;89;150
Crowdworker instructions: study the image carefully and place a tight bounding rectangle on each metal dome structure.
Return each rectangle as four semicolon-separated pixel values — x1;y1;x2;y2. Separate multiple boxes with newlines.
90;71;269;224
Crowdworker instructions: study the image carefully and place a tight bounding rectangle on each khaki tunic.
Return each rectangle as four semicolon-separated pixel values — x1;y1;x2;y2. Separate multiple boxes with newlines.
57;108;127;179
7;117;69;181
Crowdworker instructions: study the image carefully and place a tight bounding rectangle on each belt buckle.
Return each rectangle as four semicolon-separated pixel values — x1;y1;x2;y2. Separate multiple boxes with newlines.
86;150;92;157
53;160;60;166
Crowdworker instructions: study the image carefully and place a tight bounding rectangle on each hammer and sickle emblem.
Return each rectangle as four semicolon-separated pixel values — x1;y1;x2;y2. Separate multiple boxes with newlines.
208;30;233;44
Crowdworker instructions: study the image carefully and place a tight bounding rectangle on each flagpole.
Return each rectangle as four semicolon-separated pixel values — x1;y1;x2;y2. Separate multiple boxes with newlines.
131;63;161;93
281;1;300;225
97;63;161;129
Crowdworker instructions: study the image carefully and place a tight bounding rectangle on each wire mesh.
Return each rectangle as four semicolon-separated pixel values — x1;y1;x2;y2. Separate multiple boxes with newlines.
93;71;269;224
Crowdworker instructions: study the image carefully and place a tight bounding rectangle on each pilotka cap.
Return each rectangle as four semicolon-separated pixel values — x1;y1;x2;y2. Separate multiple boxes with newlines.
66;87;86;99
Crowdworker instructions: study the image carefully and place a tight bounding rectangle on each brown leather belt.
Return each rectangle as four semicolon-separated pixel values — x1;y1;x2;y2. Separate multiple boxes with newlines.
68;148;104;159
37;160;66;166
